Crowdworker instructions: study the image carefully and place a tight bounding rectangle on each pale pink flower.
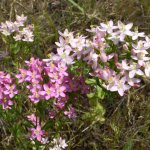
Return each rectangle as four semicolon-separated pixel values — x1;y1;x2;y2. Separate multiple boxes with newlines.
118;59;130;70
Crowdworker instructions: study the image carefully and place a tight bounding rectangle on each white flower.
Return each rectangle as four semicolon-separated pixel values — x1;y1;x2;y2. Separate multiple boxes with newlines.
58;137;68;149
50;137;68;150
0;21;14;36
58;29;73;38
71;35;87;59
13;34;22;41
107;77;130;96
57;48;74;65
144;61;150;76
19;25;34;42
131;51;150;66
100;20;118;34
49;146;61;150
119;59;130;70
128;62;144;78
16;14;27;25
144;36;150;49
55;37;71;50
58;29;74;44
108;32;120;44
83;50;98;69
41;137;49;144
132;40;148;52
131;31;145;40
125;75;141;86
117;21;133;41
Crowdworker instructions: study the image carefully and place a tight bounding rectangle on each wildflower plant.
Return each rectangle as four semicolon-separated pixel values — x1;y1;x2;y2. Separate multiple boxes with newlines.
0;15;149;149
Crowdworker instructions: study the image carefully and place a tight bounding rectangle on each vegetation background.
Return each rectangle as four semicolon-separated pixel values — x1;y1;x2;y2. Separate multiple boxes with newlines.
0;0;150;149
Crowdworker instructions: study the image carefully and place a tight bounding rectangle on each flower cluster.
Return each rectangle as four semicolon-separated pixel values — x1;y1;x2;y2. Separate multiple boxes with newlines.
16;57;44;103
49;137;68;150
48;29;89;65
0;14;34;42
16;57;79;121
51;21;150;96
0;72;18;109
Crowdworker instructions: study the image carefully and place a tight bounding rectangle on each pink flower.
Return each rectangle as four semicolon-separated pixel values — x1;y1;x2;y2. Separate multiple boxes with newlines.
16;69;27;83
54;84;66;98
57;62;68;77
48;71;62;84
64;107;76;118
49;111;56;119
0;72;18;109
26;70;42;83
27;114;40;126
30;125;45;142
125;75;141;86
39;84;55;100
4;84;18;98
54;96;68;109
0;98;13;109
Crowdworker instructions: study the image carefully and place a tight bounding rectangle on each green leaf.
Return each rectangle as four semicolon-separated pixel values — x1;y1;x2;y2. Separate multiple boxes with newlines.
123;138;133;150
85;78;97;85
87;92;95;99
67;0;85;14
43;121;54;130
96;85;105;99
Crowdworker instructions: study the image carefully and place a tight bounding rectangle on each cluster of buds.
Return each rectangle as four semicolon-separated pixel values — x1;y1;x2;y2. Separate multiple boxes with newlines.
0;14;34;42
